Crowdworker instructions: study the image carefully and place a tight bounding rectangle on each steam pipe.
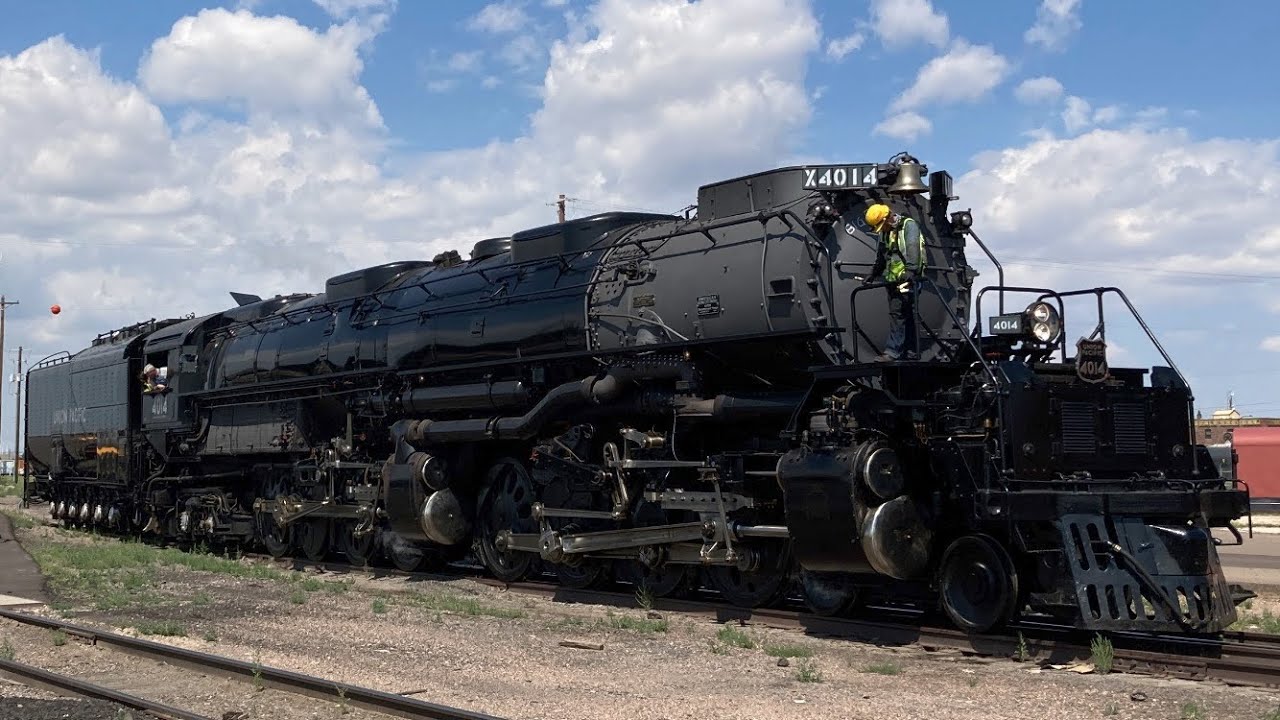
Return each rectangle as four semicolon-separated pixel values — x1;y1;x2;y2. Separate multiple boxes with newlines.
405;364;690;444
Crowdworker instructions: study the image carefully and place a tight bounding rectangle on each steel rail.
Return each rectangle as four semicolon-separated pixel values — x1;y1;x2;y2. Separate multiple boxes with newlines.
0;609;507;720
0;655;212;720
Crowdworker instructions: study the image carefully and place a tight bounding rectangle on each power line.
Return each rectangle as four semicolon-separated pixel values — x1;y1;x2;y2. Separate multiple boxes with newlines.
999;255;1280;283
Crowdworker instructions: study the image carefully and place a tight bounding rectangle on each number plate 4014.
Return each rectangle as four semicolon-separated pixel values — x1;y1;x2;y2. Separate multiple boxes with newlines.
801;165;877;189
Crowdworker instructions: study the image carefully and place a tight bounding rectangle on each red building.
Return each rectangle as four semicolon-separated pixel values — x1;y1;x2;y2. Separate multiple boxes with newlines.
1233;426;1280;500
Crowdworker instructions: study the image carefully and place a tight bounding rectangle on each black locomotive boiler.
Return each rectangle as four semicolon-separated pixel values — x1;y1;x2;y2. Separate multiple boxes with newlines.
23;152;1249;634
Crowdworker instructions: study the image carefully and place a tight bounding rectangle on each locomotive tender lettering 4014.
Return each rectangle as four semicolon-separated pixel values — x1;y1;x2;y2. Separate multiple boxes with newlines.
23;151;1249;634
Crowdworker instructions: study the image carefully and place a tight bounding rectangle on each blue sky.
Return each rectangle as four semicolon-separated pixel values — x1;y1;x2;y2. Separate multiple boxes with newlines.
1;0;1279;450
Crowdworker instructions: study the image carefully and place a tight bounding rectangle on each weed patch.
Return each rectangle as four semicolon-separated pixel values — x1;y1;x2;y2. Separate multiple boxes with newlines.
764;643;813;659
862;661;902;675
0;508;36;530
407;591;525;619
795;659;822;683
1232;609;1280;634
1090;634;1114;674
716;625;755;649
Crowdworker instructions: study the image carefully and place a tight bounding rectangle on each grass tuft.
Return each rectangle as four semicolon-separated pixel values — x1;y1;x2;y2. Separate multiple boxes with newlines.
372;597;388;614
795;658;822;683
407;591;525;619
862;661;902;675
50;629;67;647
0;637;13;661
716;625;755;649
764;643;813;659
1090;634;1114;674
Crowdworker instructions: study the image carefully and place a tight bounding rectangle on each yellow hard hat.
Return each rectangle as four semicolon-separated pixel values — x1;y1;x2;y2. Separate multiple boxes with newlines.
864;203;891;232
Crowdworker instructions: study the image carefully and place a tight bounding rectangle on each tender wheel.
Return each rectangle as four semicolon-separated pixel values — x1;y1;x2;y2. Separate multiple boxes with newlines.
939;535;1020;633
707;546;793;608
296;519;330;563
476;458;537;583
801;570;861;617
336;521;376;566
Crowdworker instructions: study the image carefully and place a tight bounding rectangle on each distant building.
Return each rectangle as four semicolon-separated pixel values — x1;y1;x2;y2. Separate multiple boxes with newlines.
1195;400;1280;445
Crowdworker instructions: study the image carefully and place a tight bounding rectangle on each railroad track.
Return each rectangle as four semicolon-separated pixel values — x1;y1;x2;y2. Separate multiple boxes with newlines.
0;608;507;720
11;509;1280;694
257;552;1280;688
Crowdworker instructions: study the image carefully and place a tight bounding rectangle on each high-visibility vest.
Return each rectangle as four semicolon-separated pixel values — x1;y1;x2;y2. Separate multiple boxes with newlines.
883;217;926;283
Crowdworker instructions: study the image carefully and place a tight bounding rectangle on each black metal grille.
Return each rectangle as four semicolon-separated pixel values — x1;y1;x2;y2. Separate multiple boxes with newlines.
1112;402;1148;455
1060;401;1096;454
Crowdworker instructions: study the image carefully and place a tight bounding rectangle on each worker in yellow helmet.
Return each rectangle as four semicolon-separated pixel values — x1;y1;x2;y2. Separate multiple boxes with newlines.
864;203;926;361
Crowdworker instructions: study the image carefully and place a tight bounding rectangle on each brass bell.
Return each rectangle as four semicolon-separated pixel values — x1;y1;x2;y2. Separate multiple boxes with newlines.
889;160;928;195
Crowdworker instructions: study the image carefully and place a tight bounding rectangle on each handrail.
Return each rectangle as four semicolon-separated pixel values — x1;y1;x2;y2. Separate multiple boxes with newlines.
848;277;1009;478
966;229;1005;313
972;285;1068;362
974;283;1197;477
847;278;1005;389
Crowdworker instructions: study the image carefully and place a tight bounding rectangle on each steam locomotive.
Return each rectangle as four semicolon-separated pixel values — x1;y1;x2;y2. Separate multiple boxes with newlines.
23;152;1249;634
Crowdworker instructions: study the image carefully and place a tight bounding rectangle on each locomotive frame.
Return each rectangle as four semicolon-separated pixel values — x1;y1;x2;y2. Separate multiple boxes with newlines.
22;152;1250;635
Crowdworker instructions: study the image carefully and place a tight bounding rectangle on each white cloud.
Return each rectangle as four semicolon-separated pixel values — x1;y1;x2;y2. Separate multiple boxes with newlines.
138;9;383;128
469;2;530;33
959;127;1280;284
825;32;865;61
448;51;483;72
1062;95;1092;132
530;0;819;194
1061;95;1124;134
1014;76;1064;104
890;40;1010;112
871;0;948;49
1025;0;1083;51
959;124;1280;390
1263;337;1280;352
0;0;822;404
873;111;931;141
312;0;396;19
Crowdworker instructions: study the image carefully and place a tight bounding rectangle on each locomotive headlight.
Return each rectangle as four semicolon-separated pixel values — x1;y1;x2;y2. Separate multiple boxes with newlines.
1024;301;1061;344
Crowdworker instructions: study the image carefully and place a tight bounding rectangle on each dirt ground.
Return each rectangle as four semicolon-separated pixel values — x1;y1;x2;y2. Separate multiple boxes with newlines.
0;501;1277;720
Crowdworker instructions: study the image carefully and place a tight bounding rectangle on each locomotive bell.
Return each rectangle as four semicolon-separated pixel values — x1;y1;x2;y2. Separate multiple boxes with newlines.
888;160;928;195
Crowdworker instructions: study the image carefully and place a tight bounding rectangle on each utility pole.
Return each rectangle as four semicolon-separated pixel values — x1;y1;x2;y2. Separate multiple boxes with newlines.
11;346;19;487
557;193;566;223
0;295;17;455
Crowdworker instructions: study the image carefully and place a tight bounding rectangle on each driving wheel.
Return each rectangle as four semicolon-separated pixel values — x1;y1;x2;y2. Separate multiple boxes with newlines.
476;458;537;582
619;501;695;598
336;521;376;566
296;519;330;563
939;534;1020;633
255;477;292;558
707;546;793;608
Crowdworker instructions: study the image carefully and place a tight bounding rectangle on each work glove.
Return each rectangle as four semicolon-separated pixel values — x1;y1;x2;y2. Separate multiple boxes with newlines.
896;282;909;294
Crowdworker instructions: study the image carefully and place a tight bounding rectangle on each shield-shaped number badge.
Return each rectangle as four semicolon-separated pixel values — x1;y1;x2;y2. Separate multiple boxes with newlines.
1075;337;1110;384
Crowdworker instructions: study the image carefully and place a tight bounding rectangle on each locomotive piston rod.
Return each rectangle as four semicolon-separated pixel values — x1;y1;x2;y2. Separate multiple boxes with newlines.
495;520;790;558
252;496;373;526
